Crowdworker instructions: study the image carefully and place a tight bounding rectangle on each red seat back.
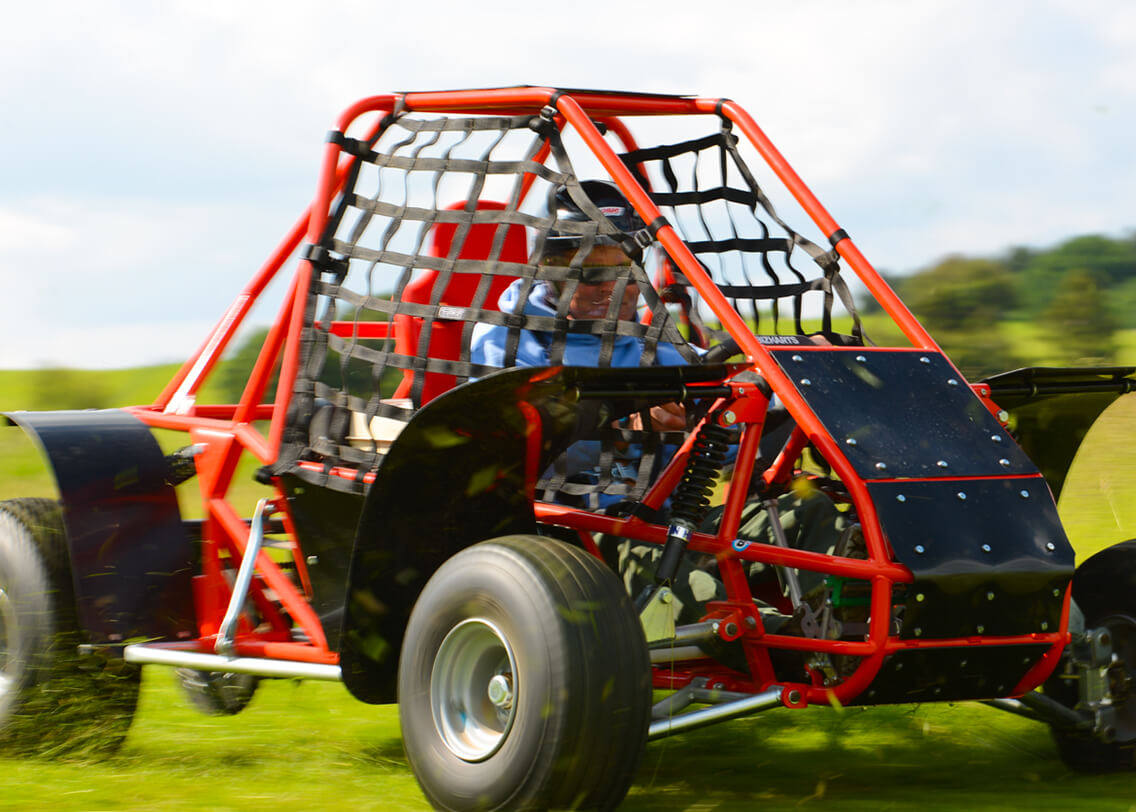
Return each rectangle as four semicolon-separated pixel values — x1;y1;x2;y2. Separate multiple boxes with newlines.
393;201;527;404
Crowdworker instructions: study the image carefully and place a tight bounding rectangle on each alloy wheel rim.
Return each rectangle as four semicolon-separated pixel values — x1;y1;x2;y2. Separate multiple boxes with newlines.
430;618;518;762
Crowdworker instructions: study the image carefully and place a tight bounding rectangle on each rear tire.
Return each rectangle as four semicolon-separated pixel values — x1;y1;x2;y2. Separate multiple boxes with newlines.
1046;540;1136;772
398;535;651;811
0;498;140;757
1047;611;1136;772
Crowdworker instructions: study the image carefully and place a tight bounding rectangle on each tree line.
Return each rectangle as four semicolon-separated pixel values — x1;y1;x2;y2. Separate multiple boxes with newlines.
201;229;1136;404
862;232;1136;378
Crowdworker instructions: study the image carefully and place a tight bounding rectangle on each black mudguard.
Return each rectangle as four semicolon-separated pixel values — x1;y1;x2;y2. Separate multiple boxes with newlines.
1069;539;1136;622
982;366;1136;499
3;410;196;647
339;363;734;703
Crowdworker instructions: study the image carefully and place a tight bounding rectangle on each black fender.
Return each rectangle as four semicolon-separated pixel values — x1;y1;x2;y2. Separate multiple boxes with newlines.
982;366;1136;499
338;362;735;703
3;409;196;647
1070;539;1136;622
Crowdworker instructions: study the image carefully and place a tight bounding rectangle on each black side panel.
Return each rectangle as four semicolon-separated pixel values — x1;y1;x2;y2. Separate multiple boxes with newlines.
852;644;1052;705
868;477;1074;641
339;363;733;703
4;410;195;645
279;476;364;652
771;350;1034;480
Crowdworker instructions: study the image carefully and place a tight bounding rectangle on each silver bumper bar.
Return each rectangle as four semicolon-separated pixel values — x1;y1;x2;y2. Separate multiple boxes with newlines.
123;644;342;682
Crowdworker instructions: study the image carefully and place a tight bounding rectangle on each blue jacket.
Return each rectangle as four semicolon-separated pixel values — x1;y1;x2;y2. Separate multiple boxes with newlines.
470;279;691;507
470;279;691;369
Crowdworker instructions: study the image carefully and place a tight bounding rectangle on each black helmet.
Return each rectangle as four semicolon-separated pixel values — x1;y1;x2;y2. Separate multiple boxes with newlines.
540;179;648;261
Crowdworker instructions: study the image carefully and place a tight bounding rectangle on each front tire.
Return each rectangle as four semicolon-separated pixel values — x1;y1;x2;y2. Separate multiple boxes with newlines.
0;498;140;757
398;536;651;811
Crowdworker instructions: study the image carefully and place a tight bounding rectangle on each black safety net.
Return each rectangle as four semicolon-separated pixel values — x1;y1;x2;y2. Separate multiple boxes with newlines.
620;121;862;347
275;108;860;502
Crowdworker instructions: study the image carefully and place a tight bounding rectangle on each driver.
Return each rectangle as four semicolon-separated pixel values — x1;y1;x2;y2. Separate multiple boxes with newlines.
472;178;689;435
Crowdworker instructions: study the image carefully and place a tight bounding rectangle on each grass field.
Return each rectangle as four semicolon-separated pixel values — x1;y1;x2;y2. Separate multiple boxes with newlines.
3;353;1136;810
2;667;1135;811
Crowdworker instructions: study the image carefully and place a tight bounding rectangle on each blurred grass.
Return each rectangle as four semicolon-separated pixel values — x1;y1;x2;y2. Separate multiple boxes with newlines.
1;667;1135;811
0;667;425;811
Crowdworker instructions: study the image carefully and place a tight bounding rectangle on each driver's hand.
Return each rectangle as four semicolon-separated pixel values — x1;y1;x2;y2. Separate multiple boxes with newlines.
627;401;686;432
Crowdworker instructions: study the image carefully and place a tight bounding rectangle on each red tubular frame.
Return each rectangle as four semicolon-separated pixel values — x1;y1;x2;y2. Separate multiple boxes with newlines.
120;87;1068;704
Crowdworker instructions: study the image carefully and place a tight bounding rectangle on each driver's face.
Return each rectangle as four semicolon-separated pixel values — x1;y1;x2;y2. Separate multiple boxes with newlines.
547;244;639;320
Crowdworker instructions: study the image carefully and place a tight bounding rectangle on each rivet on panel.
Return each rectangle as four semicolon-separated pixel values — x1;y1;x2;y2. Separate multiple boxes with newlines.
914;545;925;554
986;592;995;601
896;494;907;503
996;410;1010;423
981;544;992;553
947;378;959;386
801;378;812;387
856;355;867;363
1041;621;1049;631
875;462;888;472
937;460;949;469
957;492;967;501
1020;490;1030;499
914;628;923;637
977;625;986;634
845;437;858;446
1046;542;1056;552
991;434;1003;443
915;593;925;602
792;354;804;362
919;357;931;364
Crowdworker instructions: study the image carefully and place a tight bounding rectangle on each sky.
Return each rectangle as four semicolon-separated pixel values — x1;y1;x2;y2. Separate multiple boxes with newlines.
1;0;1133;369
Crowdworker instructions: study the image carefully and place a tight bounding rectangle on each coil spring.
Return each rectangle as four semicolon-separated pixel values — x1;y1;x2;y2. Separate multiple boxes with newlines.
669;420;732;528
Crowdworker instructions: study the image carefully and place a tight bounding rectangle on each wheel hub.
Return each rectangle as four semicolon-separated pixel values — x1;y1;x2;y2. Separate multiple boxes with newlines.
1102;615;1136;741
487;673;514;709
430;618;518;762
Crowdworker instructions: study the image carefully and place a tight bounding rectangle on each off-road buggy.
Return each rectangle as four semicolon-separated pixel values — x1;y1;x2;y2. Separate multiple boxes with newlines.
3;87;1135;810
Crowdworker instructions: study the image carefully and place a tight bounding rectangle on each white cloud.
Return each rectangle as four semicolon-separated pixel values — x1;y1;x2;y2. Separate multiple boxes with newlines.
2;0;1135;367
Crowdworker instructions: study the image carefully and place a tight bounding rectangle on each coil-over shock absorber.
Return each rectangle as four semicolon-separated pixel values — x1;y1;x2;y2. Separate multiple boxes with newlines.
650;416;733;590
